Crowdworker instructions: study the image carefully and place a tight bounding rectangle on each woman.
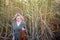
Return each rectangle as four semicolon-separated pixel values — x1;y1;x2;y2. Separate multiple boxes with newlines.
12;13;26;40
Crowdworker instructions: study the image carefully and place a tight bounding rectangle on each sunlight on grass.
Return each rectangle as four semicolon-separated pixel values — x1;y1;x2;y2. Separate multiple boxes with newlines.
0;0;60;40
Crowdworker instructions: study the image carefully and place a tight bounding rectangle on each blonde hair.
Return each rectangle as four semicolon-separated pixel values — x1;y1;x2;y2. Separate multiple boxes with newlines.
13;13;24;21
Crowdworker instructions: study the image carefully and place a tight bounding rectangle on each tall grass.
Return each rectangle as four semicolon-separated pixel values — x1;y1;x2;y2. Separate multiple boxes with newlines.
0;0;60;40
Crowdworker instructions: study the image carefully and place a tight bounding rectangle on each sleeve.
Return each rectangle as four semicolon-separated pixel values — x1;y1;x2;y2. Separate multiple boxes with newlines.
21;21;26;30
12;23;15;37
12;23;15;40
21;21;28;34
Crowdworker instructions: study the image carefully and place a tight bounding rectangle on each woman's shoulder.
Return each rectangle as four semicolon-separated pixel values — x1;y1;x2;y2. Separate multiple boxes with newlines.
21;21;26;25
12;22;16;25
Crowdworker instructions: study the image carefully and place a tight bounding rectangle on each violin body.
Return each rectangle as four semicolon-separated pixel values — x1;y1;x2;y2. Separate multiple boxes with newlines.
20;30;26;40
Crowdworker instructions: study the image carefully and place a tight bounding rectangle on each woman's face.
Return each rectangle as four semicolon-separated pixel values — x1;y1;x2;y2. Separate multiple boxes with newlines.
16;16;21;22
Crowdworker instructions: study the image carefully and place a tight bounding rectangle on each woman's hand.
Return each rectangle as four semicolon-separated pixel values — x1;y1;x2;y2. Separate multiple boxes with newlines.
12;36;15;40
22;27;25;30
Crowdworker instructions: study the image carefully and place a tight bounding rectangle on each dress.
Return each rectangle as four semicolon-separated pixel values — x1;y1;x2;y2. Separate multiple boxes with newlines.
12;21;25;40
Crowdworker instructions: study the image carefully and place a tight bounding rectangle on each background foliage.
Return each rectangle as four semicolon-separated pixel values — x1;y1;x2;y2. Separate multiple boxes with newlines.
0;0;60;40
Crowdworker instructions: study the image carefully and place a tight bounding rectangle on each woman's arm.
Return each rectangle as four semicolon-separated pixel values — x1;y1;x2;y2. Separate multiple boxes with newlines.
21;21;27;31
12;23;14;36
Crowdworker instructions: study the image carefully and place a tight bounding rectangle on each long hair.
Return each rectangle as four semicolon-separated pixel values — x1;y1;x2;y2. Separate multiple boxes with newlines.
12;13;24;21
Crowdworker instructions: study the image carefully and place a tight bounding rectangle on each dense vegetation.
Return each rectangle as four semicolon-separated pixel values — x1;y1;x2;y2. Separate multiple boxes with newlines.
0;0;60;40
